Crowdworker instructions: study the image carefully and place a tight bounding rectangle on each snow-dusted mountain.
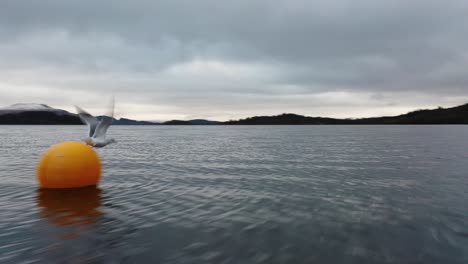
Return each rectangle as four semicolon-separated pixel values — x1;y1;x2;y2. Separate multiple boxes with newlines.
0;103;71;115
0;103;53;111
0;103;80;124
0;103;160;125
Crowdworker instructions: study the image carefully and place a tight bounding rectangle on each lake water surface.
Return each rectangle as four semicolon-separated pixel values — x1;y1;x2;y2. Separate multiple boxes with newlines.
0;125;468;263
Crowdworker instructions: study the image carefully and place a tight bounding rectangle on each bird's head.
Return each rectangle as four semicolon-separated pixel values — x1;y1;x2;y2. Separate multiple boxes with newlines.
84;138;94;146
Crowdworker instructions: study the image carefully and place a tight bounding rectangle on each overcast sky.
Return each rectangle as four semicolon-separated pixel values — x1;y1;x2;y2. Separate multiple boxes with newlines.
1;0;467;121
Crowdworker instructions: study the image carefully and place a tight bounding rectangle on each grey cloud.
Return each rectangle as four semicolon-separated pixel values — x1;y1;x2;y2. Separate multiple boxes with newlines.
1;0;468;120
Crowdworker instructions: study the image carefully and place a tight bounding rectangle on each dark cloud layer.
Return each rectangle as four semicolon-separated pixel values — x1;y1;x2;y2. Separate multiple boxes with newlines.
1;0;467;120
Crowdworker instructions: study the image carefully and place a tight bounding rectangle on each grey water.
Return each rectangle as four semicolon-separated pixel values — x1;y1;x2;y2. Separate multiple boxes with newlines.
0;125;468;264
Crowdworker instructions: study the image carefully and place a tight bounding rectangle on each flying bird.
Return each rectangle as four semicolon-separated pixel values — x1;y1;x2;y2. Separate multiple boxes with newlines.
75;99;116;148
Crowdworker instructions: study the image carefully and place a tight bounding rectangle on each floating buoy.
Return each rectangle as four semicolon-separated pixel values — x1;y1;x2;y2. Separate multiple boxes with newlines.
37;141;101;189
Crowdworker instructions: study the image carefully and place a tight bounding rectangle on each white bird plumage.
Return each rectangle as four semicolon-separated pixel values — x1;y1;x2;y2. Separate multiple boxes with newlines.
75;98;116;148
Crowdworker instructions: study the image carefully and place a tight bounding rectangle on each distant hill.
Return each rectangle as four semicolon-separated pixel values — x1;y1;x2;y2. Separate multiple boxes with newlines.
3;103;468;125
353;104;468;124
96;116;160;125
163;119;222;125
226;104;468;125
0;103;66;112
225;113;344;125
0;104;159;125
0;104;81;124
113;118;160;125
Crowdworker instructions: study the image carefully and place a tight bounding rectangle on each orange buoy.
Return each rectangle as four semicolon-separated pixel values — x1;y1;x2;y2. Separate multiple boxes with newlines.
37;141;102;189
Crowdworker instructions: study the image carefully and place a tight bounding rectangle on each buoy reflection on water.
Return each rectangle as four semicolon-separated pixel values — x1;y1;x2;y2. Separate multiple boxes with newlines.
36;186;103;227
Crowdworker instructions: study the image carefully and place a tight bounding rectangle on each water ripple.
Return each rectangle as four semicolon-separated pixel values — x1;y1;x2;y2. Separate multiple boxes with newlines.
0;126;468;263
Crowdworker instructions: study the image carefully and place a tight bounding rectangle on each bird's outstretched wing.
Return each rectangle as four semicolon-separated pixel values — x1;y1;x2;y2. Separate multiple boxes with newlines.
93;97;115;139
106;96;115;119
75;105;99;137
93;116;113;139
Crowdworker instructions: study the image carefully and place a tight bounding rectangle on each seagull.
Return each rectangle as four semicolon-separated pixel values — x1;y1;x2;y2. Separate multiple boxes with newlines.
75;100;116;148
